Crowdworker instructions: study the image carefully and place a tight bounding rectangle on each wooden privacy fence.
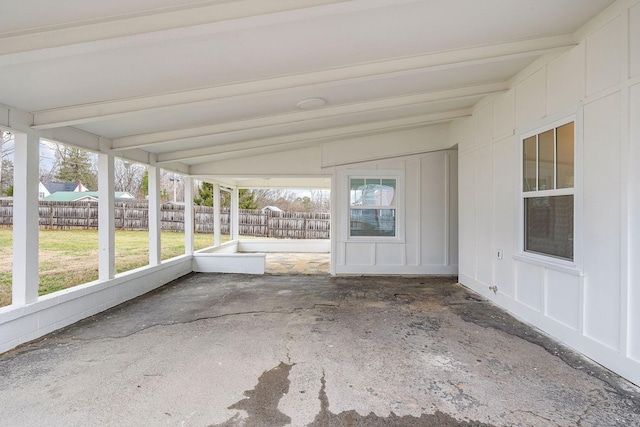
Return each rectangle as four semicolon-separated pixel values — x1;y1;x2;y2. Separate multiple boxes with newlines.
0;200;330;239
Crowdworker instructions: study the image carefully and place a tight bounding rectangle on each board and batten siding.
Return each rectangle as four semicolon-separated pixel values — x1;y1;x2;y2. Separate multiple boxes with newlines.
332;149;458;275
455;0;640;386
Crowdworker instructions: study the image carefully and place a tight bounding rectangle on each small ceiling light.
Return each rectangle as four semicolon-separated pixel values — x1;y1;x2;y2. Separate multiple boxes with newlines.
296;98;327;110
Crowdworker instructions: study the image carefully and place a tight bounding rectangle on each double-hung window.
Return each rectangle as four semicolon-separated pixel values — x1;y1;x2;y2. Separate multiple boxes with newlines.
522;121;574;261
349;177;397;238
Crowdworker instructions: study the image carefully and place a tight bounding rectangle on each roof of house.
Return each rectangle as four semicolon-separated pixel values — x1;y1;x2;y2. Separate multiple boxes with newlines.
43;191;134;202
262;206;283;212
42;182;82;193
43;192;97;202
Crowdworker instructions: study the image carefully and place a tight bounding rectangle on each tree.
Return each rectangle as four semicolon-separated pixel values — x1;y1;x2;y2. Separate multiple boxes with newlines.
54;146;98;190
194;182;213;206
114;160;146;199
238;189;258;209
140;170;149;199
1;159;13;197
0;132;14;194
193;184;257;209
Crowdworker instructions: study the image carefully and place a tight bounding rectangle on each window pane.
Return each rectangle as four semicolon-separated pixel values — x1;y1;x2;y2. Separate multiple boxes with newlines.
350;209;396;237
525;195;573;260
556;122;574;189
364;179;381;205
523;136;537;191
538;129;555;191
380;179;396;206
350;178;364;205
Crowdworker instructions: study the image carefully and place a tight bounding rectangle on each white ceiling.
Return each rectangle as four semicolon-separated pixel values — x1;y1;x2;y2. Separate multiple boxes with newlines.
0;0;616;183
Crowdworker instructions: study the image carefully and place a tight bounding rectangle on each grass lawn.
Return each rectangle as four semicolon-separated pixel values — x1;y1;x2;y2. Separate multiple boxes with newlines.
0;228;225;307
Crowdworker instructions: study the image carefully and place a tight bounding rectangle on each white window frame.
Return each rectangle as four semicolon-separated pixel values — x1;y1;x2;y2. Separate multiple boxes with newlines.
343;169;404;243
515;105;583;274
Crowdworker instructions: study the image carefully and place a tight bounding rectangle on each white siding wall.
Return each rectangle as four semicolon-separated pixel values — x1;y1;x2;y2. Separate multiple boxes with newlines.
333;148;458;275
456;0;640;386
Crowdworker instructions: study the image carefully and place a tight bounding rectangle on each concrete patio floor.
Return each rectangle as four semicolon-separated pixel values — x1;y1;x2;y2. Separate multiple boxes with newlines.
1;274;639;427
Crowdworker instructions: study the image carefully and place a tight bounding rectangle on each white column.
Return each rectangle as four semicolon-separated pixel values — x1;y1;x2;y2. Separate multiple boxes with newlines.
213;183;221;247
148;165;161;266
184;176;194;255
98;152;115;280
12;131;39;305
231;187;239;241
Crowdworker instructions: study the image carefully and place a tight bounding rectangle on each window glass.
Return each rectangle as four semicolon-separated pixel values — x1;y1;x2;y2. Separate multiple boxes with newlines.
556;123;574;189
538;130;555;191
349;176;398;238
523;136;537;191
522;121;575;261
525;195;573;260
350;209;396;237
350;178;364;205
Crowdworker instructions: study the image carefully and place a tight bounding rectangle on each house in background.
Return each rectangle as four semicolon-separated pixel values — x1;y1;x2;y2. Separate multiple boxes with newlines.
261;206;283;213
43;191;135;202
38;180;89;199
1;0;639;388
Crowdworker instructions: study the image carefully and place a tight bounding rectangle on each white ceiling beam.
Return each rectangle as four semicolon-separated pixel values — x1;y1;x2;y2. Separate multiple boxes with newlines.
111;84;499;151
0;0;349;58
154;109;470;165
32;35;574;129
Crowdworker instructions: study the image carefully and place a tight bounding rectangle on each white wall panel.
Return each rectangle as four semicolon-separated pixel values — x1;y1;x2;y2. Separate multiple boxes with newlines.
322;124;450;167
474;145;493;285
336;145;457;275
474;102;493;147
458;4;640;387
345;243;374;265
586;17;622;96
405;158;421;266
492;136;515;297
630;4;640;78
458;152;475;279
545;271;581;331
421;154;446;265
492;89;515;138
448;153;459;266
376;244;404;266
547;42;586;113
515;261;543;312
629;83;640;361
455;117;474;154
583;93;621;350
515;68;546;128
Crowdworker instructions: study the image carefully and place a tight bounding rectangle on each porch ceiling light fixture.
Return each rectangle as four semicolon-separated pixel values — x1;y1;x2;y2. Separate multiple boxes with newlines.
296;97;327;110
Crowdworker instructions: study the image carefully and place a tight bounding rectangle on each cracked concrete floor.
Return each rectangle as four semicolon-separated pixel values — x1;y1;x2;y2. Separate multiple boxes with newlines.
1;274;639;426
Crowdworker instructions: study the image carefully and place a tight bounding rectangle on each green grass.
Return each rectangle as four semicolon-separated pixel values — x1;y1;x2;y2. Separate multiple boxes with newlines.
0;228;225;307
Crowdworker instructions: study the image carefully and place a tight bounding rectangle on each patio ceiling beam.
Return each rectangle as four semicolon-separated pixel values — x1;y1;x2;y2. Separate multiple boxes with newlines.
154;109;470;165
0;0;350;59
111;84;500;151
31;35;574;130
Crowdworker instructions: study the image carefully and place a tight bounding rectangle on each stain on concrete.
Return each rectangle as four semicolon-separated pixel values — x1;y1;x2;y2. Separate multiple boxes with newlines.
214;364;495;427
306;371;494;427
212;362;295;427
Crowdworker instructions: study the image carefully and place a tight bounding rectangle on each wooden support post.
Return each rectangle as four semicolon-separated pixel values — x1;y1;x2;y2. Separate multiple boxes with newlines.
98;152;115;280
148;165;161;266
12;130;39;305
184;176;194;255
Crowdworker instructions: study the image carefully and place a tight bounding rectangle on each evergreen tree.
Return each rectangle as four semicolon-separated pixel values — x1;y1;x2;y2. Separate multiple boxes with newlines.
194;182;214;206
238;189;258;209
194;184;257;209
140;170;149;199
54;147;97;190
